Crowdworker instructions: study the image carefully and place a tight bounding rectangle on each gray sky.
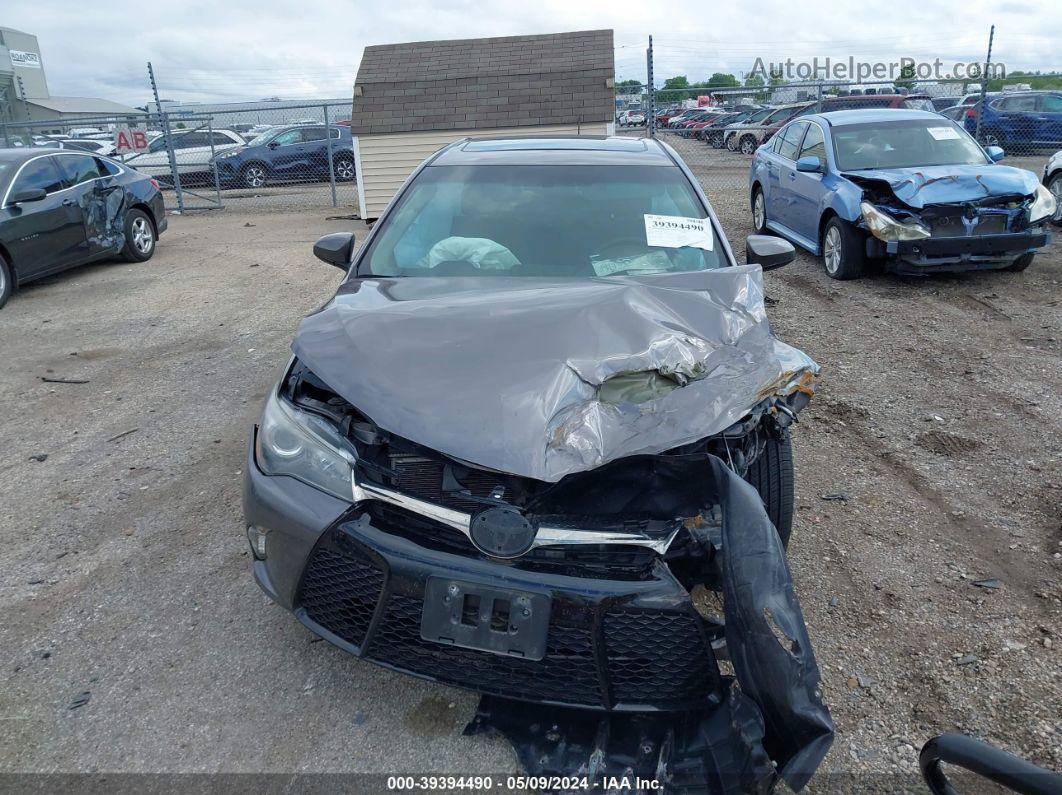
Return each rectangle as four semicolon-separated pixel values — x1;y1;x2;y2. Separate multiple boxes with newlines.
6;0;1061;105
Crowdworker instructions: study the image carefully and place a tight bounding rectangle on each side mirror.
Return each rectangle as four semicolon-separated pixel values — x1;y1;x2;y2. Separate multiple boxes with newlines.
313;232;356;270
9;187;47;205
985;145;1005;161
746;235;795;271
268;141;279;149
796;155;822;173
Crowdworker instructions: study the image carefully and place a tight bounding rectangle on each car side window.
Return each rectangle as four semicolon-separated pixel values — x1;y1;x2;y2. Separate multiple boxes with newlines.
799;123;827;163
172;131;206;149
57;154;103;185
96;157;122;176
997;96;1037;112
12;157;66;196
329;128;341;139
273;130;302;146
211;132;238;146
300;127;327;142
1039;95;1062;112
774;122;808;161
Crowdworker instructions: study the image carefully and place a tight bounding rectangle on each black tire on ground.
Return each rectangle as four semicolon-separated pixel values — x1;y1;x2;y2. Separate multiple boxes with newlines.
1005;252;1034;272
333;155;357;182
751;186;769;234
0;253;13;310
821;216;866;280
1048;173;1062;228
242;162;268;189
744;430;795;548
980;127;1005;148
739;135;758;155
121;208;156;262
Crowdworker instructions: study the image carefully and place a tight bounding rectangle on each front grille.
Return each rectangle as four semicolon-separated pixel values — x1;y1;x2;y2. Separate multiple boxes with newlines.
295;535;718;709
930;214;1009;238
389;453;506;512
296;546;384;647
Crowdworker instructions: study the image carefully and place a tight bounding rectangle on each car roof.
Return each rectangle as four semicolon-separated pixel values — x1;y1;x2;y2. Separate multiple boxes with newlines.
0;147;78;165
810;108;948;126
432;136;677;166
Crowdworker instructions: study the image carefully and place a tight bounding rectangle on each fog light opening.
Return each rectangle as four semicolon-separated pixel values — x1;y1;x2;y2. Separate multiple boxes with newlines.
247;525;269;560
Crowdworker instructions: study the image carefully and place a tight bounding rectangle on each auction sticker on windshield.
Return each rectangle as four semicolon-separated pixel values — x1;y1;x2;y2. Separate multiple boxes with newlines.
644;214;713;250
927;126;961;141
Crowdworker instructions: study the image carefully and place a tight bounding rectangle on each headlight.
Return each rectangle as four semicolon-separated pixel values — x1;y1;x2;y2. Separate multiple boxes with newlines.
860;201;931;241
1029;183;1057;224
215;149;241;159
255;390;354;501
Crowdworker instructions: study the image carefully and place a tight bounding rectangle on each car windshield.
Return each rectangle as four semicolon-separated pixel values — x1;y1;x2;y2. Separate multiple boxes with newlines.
833;120;990;171
362;164;724;278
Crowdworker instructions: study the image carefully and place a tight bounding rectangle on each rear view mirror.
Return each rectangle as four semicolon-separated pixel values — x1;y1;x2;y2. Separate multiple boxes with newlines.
984;145;1005;162
9;187;47;204
746;235;795;271
313;232;356;270
796;155;822;173
920;732;1062;794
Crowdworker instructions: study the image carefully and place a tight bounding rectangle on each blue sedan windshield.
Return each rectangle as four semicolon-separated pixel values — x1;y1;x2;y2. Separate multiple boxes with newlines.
833;120;989;171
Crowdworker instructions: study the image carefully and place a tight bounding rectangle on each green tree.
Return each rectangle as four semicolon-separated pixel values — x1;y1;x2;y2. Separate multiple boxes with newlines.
895;63;917;92
707;72;739;88
663;75;690;90
615;78;642;94
744;74;765;88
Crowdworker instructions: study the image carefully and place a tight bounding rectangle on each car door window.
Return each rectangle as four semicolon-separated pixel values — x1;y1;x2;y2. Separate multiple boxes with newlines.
799;123;827;163
774;122;808;161
172;131;207;149
1039;95;1062;112
96;157;122;176
210;132;238;146
997;96;1037;112
299;127;327;142
57;154;103;186
272;130;302;146
11;157;66;196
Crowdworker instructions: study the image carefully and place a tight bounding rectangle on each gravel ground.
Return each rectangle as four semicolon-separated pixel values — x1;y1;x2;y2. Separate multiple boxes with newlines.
0;141;1059;789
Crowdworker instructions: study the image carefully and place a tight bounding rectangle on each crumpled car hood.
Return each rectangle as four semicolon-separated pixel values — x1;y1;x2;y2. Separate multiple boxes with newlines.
292;266;818;482
842;163;1039;208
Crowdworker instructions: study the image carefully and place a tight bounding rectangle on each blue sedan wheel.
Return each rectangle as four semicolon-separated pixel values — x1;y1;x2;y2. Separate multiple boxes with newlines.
752;188;768;234
822;217;866;281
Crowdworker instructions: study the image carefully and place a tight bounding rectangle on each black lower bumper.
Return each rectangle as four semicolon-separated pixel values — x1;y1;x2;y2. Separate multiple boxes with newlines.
877;230;1050;273
291;509;721;712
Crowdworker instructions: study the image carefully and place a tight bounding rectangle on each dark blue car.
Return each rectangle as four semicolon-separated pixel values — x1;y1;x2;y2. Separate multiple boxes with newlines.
749;109;1056;279
212;124;356;189
964;91;1062;151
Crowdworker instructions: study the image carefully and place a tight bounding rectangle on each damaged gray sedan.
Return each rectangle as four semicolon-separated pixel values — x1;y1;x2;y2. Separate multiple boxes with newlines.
244;137;832;790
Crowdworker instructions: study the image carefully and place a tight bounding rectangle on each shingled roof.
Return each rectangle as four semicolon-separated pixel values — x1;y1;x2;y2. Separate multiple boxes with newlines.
349;29;614;136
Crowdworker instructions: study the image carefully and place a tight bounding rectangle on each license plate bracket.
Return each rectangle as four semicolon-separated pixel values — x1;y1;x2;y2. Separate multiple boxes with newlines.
420;578;550;661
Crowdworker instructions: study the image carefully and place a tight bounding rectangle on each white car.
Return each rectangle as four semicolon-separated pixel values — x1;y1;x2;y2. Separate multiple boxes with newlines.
618;111;645;127
121;129;245;182
59;138;118;156
1044;150;1062;227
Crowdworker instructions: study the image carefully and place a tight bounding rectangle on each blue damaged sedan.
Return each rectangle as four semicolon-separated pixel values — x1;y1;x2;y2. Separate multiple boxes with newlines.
749;109;1056;279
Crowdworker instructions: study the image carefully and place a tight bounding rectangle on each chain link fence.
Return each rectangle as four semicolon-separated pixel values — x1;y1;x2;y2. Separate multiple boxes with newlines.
1;101;357;213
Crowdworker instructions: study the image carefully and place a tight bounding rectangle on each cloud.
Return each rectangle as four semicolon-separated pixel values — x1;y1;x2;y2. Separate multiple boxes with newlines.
4;0;1060;105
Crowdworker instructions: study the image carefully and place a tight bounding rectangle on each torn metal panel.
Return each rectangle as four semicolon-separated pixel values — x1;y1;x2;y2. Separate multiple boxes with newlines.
464;457;833;792
292;265;818;482
843;164;1039;209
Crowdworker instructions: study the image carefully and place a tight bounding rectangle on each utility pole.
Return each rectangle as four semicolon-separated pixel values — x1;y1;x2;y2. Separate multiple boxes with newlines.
646;36;655;137
974;25;994;143
148;61;184;213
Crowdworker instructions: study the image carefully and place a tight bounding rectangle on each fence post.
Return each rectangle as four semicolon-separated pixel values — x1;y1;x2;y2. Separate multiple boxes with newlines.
324;104;337;207
816;83;823;113
974;24;994;143
1;123;9;148
148;61;184;213
646;36;655;138
208;117;223;209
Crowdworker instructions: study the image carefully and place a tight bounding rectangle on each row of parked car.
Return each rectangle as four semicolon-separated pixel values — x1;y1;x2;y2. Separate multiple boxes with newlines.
19;121;357;190
654;90;1062;155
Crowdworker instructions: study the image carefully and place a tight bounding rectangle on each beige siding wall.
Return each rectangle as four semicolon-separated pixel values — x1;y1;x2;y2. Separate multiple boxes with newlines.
354;122;610;218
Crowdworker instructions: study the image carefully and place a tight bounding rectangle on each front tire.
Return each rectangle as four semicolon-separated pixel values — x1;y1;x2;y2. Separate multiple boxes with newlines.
739;135;758;155
822;217;866;280
980;127;1004;148
752;186;769;234
1005;252;1034;272
121;209;156;262
242;163;268;189
1048;173;1062;227
726;134;738;152
744;430;795;548
0;253;13;309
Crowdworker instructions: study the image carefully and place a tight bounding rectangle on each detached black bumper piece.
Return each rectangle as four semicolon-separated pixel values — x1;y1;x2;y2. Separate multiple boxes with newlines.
294;510;721;712
880;230;1050;273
